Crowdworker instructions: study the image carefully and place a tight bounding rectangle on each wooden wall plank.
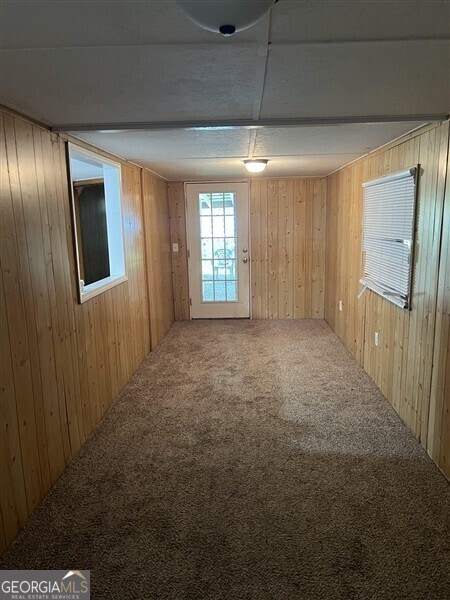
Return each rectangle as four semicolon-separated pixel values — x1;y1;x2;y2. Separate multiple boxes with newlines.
122;164;150;366
0;266;29;546
294;179;307;319
428;125;450;478
312;178;326;317
168;182;190;321
0;506;6;555
250;180;262;318
54;134;86;450
56;139;87;448
142;171;174;348
157;177;175;343
278;179;294;318
40;127;83;457
267;180;279;318
259;180;269;319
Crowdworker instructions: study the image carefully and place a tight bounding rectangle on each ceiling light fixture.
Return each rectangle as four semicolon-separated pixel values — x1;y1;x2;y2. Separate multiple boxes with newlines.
244;159;268;173
176;0;276;36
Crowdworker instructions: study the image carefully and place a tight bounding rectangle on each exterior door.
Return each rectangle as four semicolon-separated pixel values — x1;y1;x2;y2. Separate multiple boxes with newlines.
186;182;250;318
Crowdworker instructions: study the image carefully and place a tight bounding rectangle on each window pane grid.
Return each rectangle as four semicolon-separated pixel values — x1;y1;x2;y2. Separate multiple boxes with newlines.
199;192;238;303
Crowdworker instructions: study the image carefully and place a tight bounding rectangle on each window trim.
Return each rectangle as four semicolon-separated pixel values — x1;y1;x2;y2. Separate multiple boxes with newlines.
67;143;127;304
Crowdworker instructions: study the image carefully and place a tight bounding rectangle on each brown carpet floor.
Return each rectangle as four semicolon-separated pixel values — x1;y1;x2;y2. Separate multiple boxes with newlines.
1;320;449;599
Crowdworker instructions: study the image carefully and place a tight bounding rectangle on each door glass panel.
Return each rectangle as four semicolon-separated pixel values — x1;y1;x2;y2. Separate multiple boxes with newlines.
212;215;225;237
200;215;212;237
201;238;213;259
214;281;226;301
225;216;235;237
224;197;235;215
202;281;214;301
226;259;236;279
214;260;226;281
200;192;238;303
199;194;212;215
213;237;225;254
226;281;237;301
225;238;236;258
211;193;225;215
201;259;213;280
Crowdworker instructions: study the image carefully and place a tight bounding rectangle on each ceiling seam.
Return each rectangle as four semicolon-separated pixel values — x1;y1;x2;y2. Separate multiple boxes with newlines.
247;130;258;159
252;11;271;122
52;115;448;132
3;37;447;52
146;153;365;160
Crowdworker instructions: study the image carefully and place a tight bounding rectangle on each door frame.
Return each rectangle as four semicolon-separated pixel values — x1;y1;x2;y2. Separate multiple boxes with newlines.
185;181;251;319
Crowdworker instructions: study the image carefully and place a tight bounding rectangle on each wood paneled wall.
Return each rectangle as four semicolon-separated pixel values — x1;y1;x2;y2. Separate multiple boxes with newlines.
325;121;450;478
142;171;174;348
168;178;327;320
0;108;174;551
428;141;450;476
250;178;326;318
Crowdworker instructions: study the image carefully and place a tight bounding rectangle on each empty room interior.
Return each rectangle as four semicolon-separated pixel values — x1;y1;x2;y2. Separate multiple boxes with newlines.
0;1;449;598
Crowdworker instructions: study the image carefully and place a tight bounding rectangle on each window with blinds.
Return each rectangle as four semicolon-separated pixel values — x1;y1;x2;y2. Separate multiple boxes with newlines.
360;166;419;310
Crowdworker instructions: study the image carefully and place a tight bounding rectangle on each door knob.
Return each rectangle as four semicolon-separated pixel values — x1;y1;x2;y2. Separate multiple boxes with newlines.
242;256;249;263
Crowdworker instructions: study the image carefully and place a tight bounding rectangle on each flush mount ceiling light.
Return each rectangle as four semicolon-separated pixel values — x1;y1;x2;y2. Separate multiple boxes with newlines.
176;0;276;36
244;159;269;173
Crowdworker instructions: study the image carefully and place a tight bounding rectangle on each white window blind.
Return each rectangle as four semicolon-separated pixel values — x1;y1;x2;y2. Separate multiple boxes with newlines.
360;166;419;310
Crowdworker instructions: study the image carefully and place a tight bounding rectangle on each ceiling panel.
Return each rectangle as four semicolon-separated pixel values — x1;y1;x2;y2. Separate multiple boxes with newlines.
261;41;449;119
1;0;444;182
0;0;266;49
250;155;364;177
253;122;425;156
270;1;450;43
69;121;426;180
139;154;363;180
1;45;257;126
3;1;446;50
140;158;252;181
71;129;253;160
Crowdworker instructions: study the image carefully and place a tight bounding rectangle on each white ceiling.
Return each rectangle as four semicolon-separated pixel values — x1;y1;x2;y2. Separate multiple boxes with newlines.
1;0;449;180
71;122;425;180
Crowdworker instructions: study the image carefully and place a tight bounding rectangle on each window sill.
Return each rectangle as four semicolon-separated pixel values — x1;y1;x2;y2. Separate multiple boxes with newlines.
79;275;128;304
